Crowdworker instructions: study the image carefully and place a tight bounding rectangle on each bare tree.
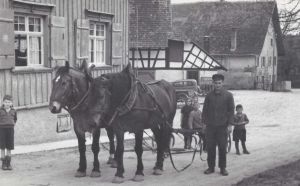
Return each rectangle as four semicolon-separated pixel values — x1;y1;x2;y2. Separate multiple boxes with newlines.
279;0;300;35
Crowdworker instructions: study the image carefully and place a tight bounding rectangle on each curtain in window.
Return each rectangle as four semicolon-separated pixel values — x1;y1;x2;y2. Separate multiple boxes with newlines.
29;36;41;65
95;40;104;64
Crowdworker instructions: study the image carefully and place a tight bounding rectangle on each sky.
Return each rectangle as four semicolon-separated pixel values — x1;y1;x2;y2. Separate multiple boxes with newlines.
170;0;296;11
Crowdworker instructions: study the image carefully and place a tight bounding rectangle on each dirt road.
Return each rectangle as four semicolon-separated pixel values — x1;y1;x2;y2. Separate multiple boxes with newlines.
1;90;300;186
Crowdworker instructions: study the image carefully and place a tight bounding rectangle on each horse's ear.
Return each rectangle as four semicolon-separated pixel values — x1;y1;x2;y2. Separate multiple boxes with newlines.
79;59;88;71
123;63;133;75
65;61;70;71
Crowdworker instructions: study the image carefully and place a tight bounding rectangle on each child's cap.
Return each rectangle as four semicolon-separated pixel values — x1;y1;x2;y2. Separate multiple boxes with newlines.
236;104;243;110
3;95;12;101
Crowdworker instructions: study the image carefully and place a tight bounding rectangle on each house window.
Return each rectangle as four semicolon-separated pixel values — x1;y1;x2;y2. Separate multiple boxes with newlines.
273;57;277;66
230;28;237;51
268;57;272;66
261;56;265;67
256;57;260;67
271;38;273;46
89;22;106;65
14;15;44;66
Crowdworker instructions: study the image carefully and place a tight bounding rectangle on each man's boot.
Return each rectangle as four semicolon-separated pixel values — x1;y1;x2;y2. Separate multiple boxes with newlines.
220;168;229;176
1;157;7;170
5;156;12;170
204;167;214;174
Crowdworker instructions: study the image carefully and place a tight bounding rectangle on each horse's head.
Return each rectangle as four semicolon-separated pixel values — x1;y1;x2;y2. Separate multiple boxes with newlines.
87;75;112;127
49;61;92;113
86;63;133;127
49;61;74;113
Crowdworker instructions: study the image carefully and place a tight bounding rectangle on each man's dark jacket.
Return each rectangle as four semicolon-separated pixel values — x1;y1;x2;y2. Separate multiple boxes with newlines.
202;89;235;127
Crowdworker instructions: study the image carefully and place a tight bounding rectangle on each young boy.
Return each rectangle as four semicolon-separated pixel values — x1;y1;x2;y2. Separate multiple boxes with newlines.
180;99;194;149
0;95;17;170
188;102;206;151
233;104;250;155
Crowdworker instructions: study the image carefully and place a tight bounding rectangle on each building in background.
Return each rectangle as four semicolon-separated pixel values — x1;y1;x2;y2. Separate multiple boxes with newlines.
0;0;128;145
172;1;285;90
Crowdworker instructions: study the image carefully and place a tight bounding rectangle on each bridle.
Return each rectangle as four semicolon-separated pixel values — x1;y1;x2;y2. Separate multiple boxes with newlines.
52;71;91;113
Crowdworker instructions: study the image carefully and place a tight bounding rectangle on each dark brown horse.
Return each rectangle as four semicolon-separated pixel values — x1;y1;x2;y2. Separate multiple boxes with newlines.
49;61;116;178
86;64;177;183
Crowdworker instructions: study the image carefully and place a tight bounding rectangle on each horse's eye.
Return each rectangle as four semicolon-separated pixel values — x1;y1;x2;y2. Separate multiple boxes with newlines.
61;81;66;86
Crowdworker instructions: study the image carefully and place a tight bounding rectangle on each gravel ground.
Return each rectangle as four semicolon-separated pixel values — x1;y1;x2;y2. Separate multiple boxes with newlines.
1;90;300;186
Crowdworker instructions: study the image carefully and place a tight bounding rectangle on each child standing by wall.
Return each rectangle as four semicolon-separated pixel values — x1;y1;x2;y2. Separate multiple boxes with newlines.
0;95;17;170
233;104;250;155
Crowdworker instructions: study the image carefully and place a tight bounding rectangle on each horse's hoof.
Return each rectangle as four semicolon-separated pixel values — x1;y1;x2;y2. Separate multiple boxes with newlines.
132;174;144;182
90;170;101;177
112;176;124;184
75;171;86;177
153;168;163;175
110;160;118;168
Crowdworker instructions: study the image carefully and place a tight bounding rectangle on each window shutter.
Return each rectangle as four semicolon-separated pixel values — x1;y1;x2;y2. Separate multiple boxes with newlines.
0;9;15;69
76;19;89;65
112;23;123;66
50;16;66;67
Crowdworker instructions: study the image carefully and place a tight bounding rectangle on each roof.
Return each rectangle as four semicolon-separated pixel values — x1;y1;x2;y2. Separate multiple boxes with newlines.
129;0;172;48
172;1;285;56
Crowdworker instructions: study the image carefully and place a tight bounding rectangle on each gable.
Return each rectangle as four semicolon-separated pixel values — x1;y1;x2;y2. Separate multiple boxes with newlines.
172;1;283;56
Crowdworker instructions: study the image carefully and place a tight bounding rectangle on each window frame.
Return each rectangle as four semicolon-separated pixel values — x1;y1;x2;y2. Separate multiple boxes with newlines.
89;22;107;66
14;14;44;67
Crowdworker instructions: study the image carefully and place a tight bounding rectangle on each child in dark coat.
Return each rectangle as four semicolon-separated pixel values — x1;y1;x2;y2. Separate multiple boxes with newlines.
233;104;249;155
180;100;194;149
0;95;17;170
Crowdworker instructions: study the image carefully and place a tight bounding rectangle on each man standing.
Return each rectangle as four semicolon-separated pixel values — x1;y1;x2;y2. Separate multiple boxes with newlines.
202;74;235;176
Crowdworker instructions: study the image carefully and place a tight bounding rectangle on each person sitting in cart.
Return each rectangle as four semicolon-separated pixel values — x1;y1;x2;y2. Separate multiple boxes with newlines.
188;102;206;151
180;99;194;149
233;104;250;155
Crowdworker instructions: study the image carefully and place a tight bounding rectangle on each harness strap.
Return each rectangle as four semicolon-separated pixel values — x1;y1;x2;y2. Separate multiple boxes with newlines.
69;86;91;112
56;71;92;113
106;81;137;126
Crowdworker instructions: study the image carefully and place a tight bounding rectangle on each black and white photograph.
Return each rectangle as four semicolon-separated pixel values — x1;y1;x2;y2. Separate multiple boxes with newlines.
0;0;299;185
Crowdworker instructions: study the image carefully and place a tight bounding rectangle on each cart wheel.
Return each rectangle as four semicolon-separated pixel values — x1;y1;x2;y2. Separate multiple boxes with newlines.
151;136;157;150
169;134;175;148
164;134;175;158
227;133;231;153
198;137;203;154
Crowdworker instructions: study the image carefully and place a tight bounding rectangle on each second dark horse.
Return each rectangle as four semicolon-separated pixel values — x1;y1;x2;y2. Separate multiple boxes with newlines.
86;64;177;183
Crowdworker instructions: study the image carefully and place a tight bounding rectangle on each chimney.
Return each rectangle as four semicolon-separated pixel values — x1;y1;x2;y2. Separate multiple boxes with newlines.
203;36;210;53
230;28;237;51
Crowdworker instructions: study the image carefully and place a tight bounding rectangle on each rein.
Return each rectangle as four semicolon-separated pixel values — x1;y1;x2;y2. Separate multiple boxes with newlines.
69;85;91;112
